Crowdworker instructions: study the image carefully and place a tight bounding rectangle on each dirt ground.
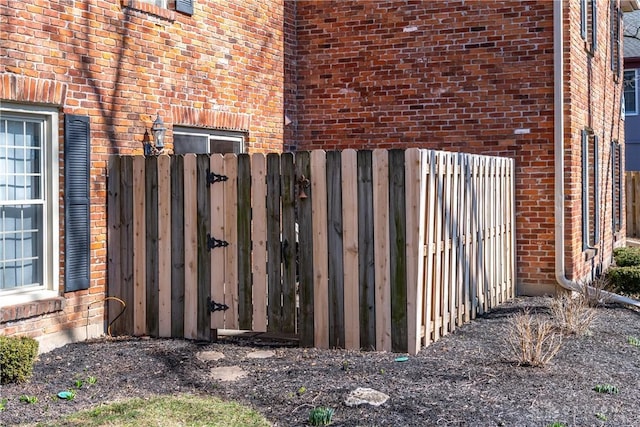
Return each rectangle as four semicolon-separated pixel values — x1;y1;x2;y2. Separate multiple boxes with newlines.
2;296;640;426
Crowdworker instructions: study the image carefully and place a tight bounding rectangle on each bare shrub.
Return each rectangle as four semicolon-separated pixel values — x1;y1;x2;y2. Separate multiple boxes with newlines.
504;309;563;367
550;292;598;336
579;276;613;307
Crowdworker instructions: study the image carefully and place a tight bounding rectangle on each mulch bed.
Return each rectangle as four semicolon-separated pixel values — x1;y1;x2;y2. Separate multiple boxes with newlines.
2;297;640;426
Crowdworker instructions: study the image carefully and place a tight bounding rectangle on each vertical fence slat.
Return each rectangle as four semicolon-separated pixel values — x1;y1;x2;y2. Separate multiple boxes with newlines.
237;154;252;330
327;151;345;348
223;154;239;330
389;149;407;353
405;148;424;355
627;172;635;236
373;149;391;352
450;154;461;332
281;153;297;334
632;174;640;237
357;150;376;350
296;151;314;347
210;154;225;330
462;155;472;323
171;156;185;337
251;154;268;332
341;149;360;350
441;153;452;337
196;154;212;340
157;155;172;337
132;156;146;336
266;153;283;332
107;156;123;335
183;154;198;339
509;159;516;299
432;153;444;341
145;157;159;338
423;151;436;345
311;150;329;349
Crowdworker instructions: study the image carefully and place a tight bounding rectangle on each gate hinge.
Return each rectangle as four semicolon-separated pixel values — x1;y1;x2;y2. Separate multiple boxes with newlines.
207;233;229;251
206;170;228;185
207;297;229;312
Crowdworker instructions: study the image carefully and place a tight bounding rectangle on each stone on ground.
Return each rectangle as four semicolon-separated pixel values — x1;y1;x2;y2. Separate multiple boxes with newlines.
246;350;276;359
196;351;225;362
210;366;247;381
344;387;389;407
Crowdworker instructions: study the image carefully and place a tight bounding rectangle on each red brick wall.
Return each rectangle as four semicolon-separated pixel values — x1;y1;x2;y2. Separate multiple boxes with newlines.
564;0;625;280
288;0;624;294
0;0;284;342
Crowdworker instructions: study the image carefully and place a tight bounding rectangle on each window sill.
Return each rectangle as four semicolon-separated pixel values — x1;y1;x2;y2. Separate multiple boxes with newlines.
584;248;598;262
123;0;175;21
0;293;65;323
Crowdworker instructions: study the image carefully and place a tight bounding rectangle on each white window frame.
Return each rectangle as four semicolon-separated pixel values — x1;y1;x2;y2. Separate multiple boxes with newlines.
0;103;59;307
173;127;246;154
624;69;639;116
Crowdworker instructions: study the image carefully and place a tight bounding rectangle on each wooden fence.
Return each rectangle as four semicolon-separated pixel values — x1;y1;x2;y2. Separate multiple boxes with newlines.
627;172;640;238
107;149;515;355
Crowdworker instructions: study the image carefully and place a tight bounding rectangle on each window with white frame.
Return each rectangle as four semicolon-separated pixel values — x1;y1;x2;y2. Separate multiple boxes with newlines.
625;69;638;115
0;105;58;303
173;127;245;154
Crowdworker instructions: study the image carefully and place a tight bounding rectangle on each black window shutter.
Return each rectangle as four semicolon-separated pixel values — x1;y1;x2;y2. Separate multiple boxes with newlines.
176;0;193;15
64;114;91;292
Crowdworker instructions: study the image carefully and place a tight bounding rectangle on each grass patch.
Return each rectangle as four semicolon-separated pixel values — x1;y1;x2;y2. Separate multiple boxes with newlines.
38;394;271;427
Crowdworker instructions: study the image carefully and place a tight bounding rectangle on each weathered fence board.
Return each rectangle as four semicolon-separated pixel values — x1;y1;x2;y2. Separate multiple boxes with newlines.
107;148;515;354
627;172;640;238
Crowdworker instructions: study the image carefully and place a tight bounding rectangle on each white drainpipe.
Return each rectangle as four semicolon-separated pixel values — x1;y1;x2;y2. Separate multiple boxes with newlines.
553;0;640;307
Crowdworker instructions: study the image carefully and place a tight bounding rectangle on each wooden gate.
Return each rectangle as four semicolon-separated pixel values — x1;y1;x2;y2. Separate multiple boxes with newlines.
107;149;515;354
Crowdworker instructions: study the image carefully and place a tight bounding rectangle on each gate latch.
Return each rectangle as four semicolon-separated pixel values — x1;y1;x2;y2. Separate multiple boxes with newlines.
207;297;229;312
207;233;229;251
207;170;228;185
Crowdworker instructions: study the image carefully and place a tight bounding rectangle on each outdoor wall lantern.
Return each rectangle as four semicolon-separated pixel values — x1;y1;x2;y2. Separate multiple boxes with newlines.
144;113;167;156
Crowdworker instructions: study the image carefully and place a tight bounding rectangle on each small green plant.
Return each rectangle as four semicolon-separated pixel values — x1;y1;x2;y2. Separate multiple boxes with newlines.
0;336;39;384
58;390;76;400
74;379;84;389
596;412;607;421
341;360;349;371
19;395;38;404
593;384;619;394
86;375;97;385
297;386;307;396
547;423;566;427
379;368;385;374
0;398;8;411
308;406;335;426
628;336;640;347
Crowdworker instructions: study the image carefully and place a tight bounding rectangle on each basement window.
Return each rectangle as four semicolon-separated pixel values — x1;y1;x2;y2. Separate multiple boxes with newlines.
173;127;245;154
582;129;599;250
581;0;598;55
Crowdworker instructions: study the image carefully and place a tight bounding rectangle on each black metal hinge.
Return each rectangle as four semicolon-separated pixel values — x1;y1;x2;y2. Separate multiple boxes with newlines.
206;170;228;185
207;297;229;312
207;233;229;251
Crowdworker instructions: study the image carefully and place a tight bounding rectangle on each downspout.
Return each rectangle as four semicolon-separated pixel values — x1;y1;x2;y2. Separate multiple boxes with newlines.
553;0;640;307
